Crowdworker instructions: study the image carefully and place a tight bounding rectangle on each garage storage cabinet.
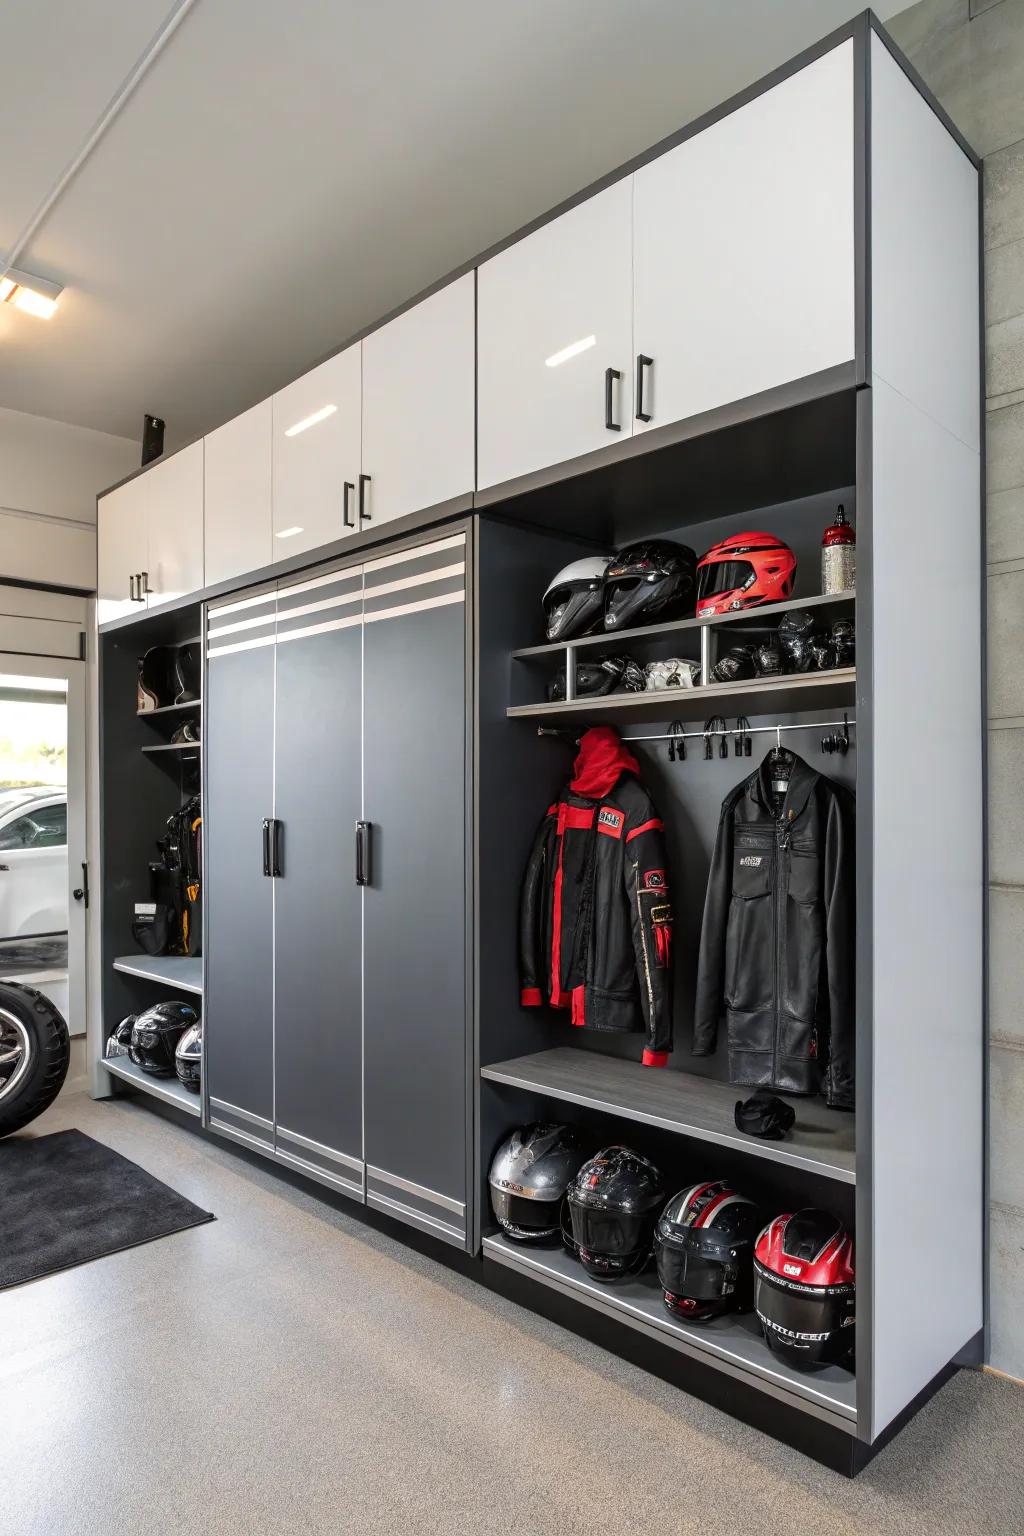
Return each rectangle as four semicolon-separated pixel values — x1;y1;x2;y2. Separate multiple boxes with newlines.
94;14;983;1475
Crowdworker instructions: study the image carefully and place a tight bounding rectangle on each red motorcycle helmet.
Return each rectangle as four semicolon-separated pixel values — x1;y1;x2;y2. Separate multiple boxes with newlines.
753;1210;855;1371
695;533;796;617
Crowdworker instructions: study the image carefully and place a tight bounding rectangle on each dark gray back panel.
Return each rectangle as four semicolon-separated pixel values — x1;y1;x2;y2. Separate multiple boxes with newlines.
362;542;467;1204
204;637;276;1121
273;584;363;1161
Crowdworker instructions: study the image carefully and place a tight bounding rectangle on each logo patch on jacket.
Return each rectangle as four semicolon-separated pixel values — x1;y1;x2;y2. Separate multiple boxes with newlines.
739;854;763;867
597;806;625;838
644;869;667;890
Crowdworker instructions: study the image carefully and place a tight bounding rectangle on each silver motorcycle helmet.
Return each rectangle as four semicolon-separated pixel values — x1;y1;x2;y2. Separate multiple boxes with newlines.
489;1123;591;1242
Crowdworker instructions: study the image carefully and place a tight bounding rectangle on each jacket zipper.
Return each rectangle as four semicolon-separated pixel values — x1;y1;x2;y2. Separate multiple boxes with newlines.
772;820;791;1082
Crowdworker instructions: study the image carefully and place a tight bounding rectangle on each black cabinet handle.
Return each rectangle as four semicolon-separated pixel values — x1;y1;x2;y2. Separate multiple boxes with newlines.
358;473;372;522
343;481;355;528
129;574;136;602
605;367;621;432
355;821;371;886
270;818;282;878
72;862;89;908
262;818;271;877
140;570;150;597
635;354;653;422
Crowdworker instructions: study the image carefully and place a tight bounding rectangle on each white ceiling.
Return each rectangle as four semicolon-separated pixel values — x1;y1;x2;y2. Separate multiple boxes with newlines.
0;0;901;451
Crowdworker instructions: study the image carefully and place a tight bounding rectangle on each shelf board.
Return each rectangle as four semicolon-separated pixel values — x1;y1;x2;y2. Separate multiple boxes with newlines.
138;700;202;718
512;592;856;661
480;1047;855;1183
483;1231;856;1425
100;1053;201;1117
113;955;203;994
140;742;201;756
507;668;856;726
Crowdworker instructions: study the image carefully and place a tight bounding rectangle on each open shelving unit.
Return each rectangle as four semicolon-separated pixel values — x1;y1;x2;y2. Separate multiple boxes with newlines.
100;1053;201;1117
507;667;856;726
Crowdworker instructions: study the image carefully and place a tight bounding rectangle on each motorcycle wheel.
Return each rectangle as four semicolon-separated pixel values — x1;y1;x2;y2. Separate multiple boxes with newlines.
0;981;70;1138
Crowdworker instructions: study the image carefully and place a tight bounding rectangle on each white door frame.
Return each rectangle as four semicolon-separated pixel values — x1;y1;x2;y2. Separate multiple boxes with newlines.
0;648;87;1039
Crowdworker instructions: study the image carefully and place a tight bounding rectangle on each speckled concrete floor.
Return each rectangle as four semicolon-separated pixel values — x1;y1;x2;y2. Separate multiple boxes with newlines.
2;1054;1022;1536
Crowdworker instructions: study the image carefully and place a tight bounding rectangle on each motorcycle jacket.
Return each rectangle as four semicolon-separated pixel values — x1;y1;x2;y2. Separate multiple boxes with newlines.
693;753;854;1108
519;727;674;1065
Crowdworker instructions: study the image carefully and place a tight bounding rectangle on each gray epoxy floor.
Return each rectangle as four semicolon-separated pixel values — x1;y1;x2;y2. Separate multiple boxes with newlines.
2;1055;1023;1536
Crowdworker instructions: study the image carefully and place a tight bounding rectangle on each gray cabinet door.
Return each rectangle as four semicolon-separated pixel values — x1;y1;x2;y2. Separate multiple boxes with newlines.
361;534;469;1247
204;591;277;1148
272;565;365;1197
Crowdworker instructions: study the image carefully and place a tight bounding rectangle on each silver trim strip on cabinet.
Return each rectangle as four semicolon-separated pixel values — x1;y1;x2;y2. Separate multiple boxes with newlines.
209;587;278;620
209;1096;274;1134
274;1146;365;1201
366;1164;466;1216
367;1190;467;1246
276;1124;364;1173
363;532;465;576
207;631;278;659
208;587;361;638
364;590;465;625
210;1118;278;1158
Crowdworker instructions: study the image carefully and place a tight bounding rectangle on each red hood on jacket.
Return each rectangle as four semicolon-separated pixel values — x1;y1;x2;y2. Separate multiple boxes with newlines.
570;726;639;799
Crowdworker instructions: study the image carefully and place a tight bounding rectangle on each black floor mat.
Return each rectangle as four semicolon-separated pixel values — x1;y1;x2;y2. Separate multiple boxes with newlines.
0;1128;214;1288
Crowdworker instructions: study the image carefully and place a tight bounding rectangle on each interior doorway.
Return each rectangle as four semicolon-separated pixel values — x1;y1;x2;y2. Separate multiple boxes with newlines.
0;656;87;1036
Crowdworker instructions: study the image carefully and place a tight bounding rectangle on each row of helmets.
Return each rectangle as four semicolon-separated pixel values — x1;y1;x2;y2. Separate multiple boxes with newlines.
543;534;797;642
489;1125;854;1373
105;1000;202;1092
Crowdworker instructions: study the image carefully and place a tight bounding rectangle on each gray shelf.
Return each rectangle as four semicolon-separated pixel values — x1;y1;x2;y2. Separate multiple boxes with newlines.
506;668;856;727
483;1232;856;1426
480;1047;855;1183
511;592;855;660
138;699;202;718
140;742;200;756
100;1053;201;1117
112;955;203;994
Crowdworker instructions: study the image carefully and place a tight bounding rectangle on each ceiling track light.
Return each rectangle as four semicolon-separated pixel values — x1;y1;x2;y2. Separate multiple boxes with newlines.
0;266;64;319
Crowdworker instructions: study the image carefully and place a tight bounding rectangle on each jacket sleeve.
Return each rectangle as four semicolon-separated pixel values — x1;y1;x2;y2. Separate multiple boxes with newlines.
693;803;734;1055
823;789;856;1109
519;809;554;1006
622;807;674;1066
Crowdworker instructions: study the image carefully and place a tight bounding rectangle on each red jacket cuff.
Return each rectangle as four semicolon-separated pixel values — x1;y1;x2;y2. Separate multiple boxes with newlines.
642;1049;669;1068
520;987;543;1007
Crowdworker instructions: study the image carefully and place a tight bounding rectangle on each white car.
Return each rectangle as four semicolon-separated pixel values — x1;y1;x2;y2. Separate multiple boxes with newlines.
0;788;68;940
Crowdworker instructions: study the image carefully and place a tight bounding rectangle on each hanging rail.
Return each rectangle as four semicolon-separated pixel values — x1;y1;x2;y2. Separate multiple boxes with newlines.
536;718;856;744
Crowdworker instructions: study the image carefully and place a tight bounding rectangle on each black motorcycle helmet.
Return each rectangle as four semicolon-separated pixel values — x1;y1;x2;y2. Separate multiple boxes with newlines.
105;1015;136;1060
754;1210;856;1371
710;646;757;685
489;1123;591;1242
752;642;783;677
567;1146;666;1281
129;1000;199;1077
778;610;817;673
560;1197;579;1259
174;1020;203;1092
831;617;855;668
603;541;697;633
137;647;177;712
655;1181;763;1321
547;656;645;702
174;644;201;705
543;557;614;642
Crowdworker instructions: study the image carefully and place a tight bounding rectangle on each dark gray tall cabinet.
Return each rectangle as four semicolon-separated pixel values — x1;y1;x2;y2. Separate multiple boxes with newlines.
204;531;470;1241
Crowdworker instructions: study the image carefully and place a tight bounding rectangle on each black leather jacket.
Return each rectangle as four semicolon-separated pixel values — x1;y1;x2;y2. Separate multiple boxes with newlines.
693;753;854;1108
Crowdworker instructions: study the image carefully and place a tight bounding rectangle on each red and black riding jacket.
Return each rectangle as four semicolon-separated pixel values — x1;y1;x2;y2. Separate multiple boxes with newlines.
518;727;674;1066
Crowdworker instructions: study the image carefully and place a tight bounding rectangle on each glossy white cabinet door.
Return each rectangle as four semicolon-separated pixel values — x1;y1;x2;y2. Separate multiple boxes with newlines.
477;178;633;490
633;40;855;434
97;478;148;623
145;442;205;608
272;344;361;557
361;273;475;527
204;400;273;586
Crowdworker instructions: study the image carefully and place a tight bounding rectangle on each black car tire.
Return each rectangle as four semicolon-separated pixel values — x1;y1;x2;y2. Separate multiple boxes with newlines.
0;981;71;1138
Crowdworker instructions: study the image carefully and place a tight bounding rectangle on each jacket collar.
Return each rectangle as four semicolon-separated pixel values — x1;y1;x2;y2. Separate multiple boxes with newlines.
570;726;639;799
751;750;818;826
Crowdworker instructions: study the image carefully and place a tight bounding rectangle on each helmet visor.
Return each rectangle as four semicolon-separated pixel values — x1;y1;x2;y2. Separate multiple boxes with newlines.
754;1265;855;1359
569;1203;655;1259
697;559;755;601
491;1186;561;1238
656;1240;738;1302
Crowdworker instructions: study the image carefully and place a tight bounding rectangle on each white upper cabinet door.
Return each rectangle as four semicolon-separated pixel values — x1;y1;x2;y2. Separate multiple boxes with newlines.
204;400;273;586
97;478;148;623
272;344;362;558
361;274;475;528
477;178;634;491
144;442;205;608
633;40;856;434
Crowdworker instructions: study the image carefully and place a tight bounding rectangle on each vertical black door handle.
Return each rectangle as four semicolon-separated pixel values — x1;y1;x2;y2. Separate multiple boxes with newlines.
72;862;89;909
604;367;621;432
140;570;150;598
270;819;283;877
358;473;372;522
129;574;136;602
635;354;653;422
262;818;272;877
355;821;371;886
343;481;355;528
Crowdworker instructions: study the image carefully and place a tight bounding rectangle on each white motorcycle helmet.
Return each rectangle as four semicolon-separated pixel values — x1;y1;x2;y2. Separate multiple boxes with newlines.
542;556;614;642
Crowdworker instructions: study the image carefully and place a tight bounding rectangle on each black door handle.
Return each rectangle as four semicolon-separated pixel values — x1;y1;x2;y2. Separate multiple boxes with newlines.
635;354;653;422
605;367;621;432
358;473;372;522
270;818;282;877
140;570;150;597
355;821;371;886
343;481;355;528
72;862;89;908
129;574;136;602
262;818;271;877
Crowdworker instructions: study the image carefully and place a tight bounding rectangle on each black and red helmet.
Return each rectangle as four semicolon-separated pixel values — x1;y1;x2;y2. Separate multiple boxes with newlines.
754;1209;855;1371
603;541;697;632
655;1181;762;1321
695;532;796;617
566;1145;666;1282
